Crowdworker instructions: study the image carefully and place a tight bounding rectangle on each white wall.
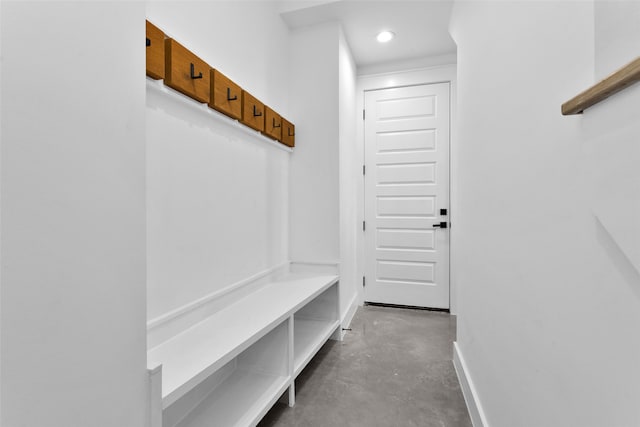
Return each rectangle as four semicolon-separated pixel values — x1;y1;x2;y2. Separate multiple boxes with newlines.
338;28;358;322
146;1;291;321
589;0;640;273
1;3;147;426
0;2;3;422
289;23;340;265
450;1;640;426
289;22;361;324
594;0;640;80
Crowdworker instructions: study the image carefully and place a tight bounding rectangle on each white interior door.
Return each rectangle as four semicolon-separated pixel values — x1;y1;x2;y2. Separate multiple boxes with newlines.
364;83;450;309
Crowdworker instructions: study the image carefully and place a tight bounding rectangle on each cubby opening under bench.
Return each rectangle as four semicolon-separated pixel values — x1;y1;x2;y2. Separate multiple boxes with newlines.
147;274;340;427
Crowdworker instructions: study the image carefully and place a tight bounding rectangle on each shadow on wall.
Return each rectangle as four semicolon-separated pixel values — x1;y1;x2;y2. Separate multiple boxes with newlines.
147;80;286;152
147;80;238;138
595;216;640;301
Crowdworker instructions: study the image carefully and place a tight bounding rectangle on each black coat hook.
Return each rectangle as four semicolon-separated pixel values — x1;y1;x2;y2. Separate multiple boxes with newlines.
146;38;151;47
273;119;281;128
190;63;203;79
253;106;262;117
227;87;238;101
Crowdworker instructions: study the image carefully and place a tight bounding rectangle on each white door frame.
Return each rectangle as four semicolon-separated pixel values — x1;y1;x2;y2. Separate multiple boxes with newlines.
355;64;458;313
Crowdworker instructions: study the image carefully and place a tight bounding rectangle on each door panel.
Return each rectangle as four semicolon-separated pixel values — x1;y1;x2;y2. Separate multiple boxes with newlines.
364;83;450;309
377;229;435;251
377;196;435;217
377;129;436;152
376;95;436;119
377;163;436;184
377;260;435;284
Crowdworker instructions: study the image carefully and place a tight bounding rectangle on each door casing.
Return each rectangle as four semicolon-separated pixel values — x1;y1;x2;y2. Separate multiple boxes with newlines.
355;65;458;313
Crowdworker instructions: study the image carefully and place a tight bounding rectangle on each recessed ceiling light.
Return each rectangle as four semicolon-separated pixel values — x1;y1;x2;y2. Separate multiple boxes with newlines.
376;30;395;43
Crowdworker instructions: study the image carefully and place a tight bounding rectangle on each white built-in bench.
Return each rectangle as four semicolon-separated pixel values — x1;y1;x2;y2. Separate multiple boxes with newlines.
147;273;340;427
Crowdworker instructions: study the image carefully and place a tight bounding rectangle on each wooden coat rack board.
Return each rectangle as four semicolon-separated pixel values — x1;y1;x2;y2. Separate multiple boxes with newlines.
145;20;295;148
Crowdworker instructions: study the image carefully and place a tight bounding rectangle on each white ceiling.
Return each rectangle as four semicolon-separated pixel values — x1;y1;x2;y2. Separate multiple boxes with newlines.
280;0;457;68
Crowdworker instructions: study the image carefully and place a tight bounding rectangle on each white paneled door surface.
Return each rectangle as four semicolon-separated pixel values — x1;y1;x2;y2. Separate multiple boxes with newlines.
364;83;450;309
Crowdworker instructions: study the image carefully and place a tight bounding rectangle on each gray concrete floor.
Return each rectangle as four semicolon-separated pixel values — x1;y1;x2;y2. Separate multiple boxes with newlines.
259;305;472;427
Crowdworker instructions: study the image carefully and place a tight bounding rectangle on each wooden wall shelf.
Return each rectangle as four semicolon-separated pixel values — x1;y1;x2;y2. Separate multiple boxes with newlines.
282;118;295;148
264;106;282;141
145;19;295;149
241;91;266;132
562;56;640;115
146;20;165;80
164;38;211;104
209;69;242;121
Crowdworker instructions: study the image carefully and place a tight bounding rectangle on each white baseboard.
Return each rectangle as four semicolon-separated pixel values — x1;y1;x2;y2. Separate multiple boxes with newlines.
332;293;359;341
453;342;490;427
342;294;358;330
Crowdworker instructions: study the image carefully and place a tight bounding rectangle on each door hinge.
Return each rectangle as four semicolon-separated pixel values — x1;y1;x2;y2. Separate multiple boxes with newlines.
363;276;366;287
362;164;366;175
363;109;365;120
363;221;366;231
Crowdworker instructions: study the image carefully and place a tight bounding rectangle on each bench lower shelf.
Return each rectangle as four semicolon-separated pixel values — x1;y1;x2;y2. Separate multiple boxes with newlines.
294;318;341;376
176;370;290;427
